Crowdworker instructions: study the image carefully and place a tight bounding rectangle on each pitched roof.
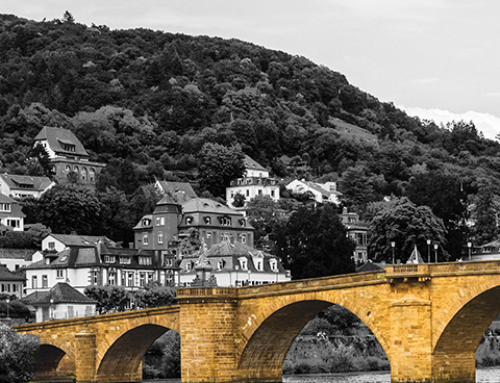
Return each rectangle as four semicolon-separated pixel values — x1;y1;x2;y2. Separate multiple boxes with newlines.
0;248;36;261
406;245;425;264
25;283;96;305
0;265;25;281
356;260;385;272
34;126;89;157
0;174;53;192
156;181;197;202
0;192;15;204
48;234;114;247
181;198;237;215
0;193;25;218
243;155;268;172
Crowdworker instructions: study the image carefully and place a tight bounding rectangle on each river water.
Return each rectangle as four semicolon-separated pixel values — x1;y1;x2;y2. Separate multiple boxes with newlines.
144;368;500;382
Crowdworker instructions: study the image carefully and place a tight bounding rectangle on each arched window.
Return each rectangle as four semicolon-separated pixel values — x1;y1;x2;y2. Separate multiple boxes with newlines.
89;168;96;182
81;167;88;181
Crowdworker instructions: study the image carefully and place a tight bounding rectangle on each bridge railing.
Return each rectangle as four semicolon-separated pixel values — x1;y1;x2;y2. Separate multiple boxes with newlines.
385;263;430;279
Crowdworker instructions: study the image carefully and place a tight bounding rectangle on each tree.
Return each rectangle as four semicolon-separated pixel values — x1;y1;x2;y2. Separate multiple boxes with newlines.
339;165;380;217
0;324;39;383
471;178;499;245
272;204;355;279
197;143;245;198
368;197;448;263
36;184;102;235
246;195;282;250
232;192;246;208
84;285;130;314
27;144;53;178
133;286;176;308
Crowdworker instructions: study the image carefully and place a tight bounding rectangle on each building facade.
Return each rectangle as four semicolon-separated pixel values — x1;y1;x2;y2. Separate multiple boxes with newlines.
0;174;55;199
33;126;105;186
339;208;369;264
226;155;280;208
0;193;25;231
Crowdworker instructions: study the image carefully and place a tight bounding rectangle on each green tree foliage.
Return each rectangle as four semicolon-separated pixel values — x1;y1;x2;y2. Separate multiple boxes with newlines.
272;204;355;279
36;184;102;235
368;197;448;263
197;143;245;198
0;324;40;383
133;285;176;308
84;285;130;314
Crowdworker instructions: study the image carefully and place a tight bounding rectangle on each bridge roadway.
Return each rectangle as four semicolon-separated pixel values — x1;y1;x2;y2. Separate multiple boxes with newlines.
15;260;500;383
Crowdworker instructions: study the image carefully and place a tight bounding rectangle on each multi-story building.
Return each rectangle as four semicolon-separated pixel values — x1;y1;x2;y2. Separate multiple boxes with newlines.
226;155;280;208
286;179;341;205
0;193;25;231
134;196;255;252
339;208;369;264
33;126;105;186
0;174;55;199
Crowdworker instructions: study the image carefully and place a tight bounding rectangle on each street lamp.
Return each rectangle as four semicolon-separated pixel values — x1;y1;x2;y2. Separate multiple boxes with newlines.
390;241;396;264
426;239;431;263
50;298;54;320
434;243;439;263
5;298;10;324
467;241;472;261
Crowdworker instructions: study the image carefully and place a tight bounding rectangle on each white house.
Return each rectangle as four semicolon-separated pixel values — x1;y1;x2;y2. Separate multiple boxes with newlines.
0;264;25;299
177;240;291;287
0;174;55;199
40;233;114;253
0;248;36;272
23;282;96;322
285;179;341;205
226;155;280;208
25;239;169;295
0;193;25;231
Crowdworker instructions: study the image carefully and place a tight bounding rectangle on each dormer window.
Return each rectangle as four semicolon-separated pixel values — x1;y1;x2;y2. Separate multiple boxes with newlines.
142;218;151;227
219;217;231;226
270;259;278;272
186;216;193;225
239;219;246;227
139;256;152;265
0;203;11;212
239;257;248;270
204;216;211;225
186;262;192;271
104;255;116;263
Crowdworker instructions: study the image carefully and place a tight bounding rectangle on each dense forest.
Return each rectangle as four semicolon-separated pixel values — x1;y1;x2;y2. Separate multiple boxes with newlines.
1;12;500;261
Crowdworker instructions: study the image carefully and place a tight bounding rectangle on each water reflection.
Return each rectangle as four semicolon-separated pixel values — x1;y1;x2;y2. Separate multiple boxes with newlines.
143;368;500;383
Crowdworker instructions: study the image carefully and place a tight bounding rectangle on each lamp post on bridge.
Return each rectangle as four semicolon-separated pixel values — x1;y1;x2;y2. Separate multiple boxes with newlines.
434;243;439;263
426;239;431;263
390;241;396;264
5;298;10;325
467;241;472;261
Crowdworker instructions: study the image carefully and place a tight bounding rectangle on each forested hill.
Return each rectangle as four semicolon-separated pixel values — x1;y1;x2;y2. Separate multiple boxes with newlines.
2;13;500;257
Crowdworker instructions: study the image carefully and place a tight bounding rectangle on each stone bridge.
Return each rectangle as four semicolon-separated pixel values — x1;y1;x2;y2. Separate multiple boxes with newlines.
15;260;500;383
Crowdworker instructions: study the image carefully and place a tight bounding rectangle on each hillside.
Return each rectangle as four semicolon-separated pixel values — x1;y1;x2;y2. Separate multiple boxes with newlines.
1;13;500;257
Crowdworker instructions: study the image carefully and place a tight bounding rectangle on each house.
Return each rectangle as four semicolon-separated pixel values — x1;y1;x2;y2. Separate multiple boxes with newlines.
33;126;105;186
0;264;25;299
134;196;255;253
0;174;55;199
0;193;25;231
0;248;36;272
339;208;369;264
23;282;96;322
155;180;198;203
25;240;169;295
285;179;341;205
177;240;291;287
226;155;280;208
40;233;116;254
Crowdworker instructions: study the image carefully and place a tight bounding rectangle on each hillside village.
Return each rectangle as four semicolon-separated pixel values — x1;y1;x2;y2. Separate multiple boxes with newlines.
2;14;500;326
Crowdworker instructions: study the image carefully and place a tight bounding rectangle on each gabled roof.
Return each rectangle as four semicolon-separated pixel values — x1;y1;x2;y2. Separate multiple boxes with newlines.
407;245;425;264
0;174;53;192
243;155;268;172
182;198;238;215
0;265;25;281
34;126;89;157
0;193;25;218
25;283;96;305
287;179;331;197
0;192;15;204
47;234;114;248
156;181;197;202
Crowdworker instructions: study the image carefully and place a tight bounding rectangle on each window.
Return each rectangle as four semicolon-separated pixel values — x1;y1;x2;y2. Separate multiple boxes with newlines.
143;233;149;245
160;217;165;225
92;270;98;284
42;275;48;288
240;234;247;244
119;257;131;264
186;262;192;271
256;260;263;271
89;168;95;182
158;231;164;244
270;260;278;272
204;216;211;225
0;203;10;212
127;272;134;287
139;256;152;265
68;306;75;319
108;272;116;285
246;190;250;197
186;216;193;225
139;272;145;287
48;242;55;250
156;217;161;226
239;258;247;270
271;190;275;197
7;219;20;228
56;270;64;279
104;256;115;263
32;276;38;289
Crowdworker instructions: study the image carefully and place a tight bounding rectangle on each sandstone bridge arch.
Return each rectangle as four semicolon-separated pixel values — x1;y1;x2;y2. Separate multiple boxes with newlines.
16;260;500;383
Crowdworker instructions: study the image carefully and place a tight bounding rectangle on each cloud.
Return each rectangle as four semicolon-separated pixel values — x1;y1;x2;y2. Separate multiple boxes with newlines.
399;106;500;141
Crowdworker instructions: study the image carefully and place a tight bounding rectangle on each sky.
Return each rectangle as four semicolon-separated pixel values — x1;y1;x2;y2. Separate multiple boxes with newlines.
3;0;500;139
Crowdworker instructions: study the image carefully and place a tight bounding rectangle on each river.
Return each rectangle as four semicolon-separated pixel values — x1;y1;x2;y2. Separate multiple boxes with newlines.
143;367;500;382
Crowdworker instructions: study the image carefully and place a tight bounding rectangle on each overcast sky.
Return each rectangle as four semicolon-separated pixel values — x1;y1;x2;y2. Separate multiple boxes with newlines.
4;0;500;139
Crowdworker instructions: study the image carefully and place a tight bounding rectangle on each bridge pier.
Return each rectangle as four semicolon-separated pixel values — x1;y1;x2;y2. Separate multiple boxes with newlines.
75;330;97;383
